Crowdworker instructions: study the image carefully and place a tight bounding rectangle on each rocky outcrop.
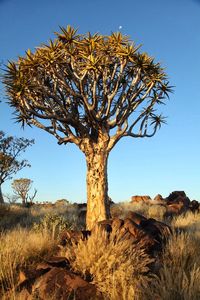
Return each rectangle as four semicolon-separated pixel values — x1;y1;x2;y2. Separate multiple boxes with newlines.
130;191;199;217
62;213;172;257
16;257;103;300
131;195;151;204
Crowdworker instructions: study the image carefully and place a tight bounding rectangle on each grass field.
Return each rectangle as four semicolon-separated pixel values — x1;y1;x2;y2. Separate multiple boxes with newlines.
0;201;200;299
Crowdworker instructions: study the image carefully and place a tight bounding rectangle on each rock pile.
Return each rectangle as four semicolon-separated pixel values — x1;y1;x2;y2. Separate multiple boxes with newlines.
130;191;199;216
15;257;103;300
61;213;172;257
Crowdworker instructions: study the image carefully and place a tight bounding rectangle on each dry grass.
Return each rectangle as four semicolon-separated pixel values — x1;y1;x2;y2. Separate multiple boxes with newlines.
0;227;57;295
147;204;167;221
111;201;149;219
0;202;81;232
143;230;200;300
172;211;200;233
1;200;200;299
63;227;154;300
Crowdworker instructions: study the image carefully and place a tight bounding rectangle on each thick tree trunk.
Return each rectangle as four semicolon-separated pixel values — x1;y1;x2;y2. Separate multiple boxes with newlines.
79;130;111;230
0;184;4;204
85;149;110;229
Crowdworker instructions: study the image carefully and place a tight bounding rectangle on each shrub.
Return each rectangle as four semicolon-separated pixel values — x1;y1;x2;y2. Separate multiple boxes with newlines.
148;204;167;221
64;228;154;300
32;213;75;239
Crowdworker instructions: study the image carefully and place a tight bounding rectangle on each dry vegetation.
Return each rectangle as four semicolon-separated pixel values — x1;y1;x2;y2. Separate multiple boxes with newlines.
0;202;200;299
63;227;154;300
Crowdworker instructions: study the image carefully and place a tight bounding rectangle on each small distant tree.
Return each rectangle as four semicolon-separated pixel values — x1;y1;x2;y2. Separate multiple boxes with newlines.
3;193;19;204
3;26;172;229
0;131;34;203
12;178;37;206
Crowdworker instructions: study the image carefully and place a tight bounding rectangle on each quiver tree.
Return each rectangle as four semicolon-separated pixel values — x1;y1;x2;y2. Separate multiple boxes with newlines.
0;131;34;203
3;26;172;229
12;178;37;206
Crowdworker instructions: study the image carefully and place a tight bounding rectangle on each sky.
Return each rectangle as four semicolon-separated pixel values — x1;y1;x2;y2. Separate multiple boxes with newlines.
0;0;200;203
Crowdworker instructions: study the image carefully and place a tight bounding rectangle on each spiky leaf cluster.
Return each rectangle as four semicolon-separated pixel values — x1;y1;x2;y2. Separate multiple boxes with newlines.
3;26;172;149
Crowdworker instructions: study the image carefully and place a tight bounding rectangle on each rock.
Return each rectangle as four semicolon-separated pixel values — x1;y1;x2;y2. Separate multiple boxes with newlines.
78;210;86;224
76;203;87;210
167;191;186;201
45;256;69;268
126;211;147;225
140;218;172;245
166;191;190;206
55;199;69;206
60;230;91;246
94;219;113;234
189;200;200;213
131;195;151;204
123;218;143;238
165;203;186;217
31;267;103;300
111;218;124;232
153;194;164;202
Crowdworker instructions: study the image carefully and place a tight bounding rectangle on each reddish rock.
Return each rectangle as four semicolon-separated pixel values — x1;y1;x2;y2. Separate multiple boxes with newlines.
165;203;186;217
45;256;69;268
123;218;144;238
31;267;103;300
60;230;91;246
153;194;164;202
140;218;172;243
139;218;172;253
126;211;147;225
111;218;124;232
166;191;190;207
131;195;151;203
94;219;113;234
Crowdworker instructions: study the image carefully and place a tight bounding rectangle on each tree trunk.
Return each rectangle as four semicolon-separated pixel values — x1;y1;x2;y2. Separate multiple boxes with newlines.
85;149;110;230
0;184;4;204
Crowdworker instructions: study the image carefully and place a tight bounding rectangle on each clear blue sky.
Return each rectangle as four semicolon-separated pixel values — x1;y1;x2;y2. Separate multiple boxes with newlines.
0;0;200;203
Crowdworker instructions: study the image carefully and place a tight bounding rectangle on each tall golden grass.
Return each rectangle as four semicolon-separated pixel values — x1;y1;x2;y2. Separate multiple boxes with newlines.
64;227;154;300
0;202;200;299
143;232;200;300
0;228;57;294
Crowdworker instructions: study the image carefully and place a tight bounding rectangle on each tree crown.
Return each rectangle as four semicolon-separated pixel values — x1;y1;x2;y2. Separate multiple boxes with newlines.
0;131;34;183
3;26;172;151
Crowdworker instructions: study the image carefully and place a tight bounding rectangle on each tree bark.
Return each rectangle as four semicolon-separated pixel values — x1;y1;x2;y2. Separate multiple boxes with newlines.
79;130;111;230
0;184;4;204
85;149;110;230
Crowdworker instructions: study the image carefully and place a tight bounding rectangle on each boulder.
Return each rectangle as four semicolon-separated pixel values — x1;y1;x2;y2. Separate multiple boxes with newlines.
123;218;144;238
153;194;164;202
111;218;124;232
140;218;172;252
166;191;190;206
131;195;151;204
76;203;87;210
189;200;199;213
60;230;91;246
165;202;186;217
31;267;103;300
126;211;147;225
